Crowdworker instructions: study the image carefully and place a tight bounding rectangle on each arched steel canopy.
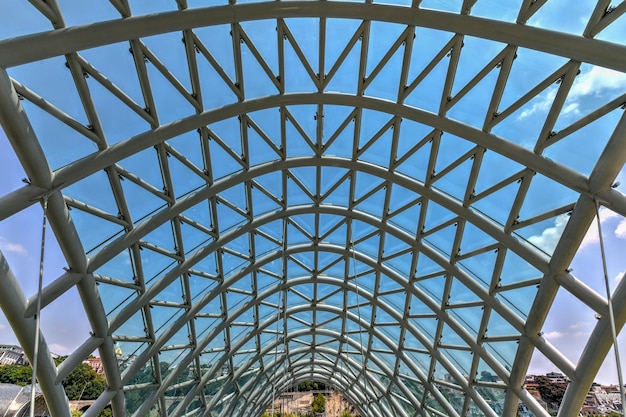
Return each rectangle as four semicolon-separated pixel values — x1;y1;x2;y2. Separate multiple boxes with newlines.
1;1;626;417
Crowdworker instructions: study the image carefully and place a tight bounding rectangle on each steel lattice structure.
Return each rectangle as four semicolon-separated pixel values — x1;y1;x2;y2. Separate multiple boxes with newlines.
1;1;626;417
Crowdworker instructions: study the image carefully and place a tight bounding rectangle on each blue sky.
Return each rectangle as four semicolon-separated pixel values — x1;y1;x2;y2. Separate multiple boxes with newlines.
1;0;626;389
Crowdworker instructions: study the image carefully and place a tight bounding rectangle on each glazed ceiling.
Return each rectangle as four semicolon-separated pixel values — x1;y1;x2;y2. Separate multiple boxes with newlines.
1;1;626;417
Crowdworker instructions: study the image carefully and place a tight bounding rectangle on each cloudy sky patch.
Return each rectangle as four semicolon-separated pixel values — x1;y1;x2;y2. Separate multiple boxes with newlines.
580;206;622;250
569;66;626;99
528;213;569;253
48;343;70;356
517;66;626;122
0;236;28;256
517;87;557;120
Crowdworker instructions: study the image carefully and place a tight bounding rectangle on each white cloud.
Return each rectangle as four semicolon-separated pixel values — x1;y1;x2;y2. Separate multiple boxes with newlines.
518;88;557;120
0;236;27;255
558;66;626;120
614;270;625;284
561;102;580;117
579;206;621;250
569;66;626;99
569;321;592;330
524;206;626;255
48;343;69;355
543;330;567;340
544;328;589;340
0;322;6;331
516;66;626;121
615;219;626;239
528;214;569;253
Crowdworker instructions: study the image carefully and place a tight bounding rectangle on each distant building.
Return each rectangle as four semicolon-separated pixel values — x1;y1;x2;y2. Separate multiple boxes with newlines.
587;386;623;414
545;372;568;384
83;357;104;374
525;373;624;415
0;345;26;366
267;390;353;417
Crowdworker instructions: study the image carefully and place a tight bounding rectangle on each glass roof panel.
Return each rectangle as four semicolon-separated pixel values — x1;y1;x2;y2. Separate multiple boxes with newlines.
18;101;95;170
525;0;595;36
470;0;522;21
594;11;626;45
2;2;626;416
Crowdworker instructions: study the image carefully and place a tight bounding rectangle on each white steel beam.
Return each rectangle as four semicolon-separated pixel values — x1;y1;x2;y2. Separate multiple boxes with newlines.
1;3;626;73
6;93;621;224
0;251;71;417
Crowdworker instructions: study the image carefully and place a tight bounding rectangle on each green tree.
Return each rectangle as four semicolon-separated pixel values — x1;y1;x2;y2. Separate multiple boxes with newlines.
534;375;567;411
299;381;315;391
72;409;110;417
0;364;33;386
340;410;353;417
479;370;497;382
124;363;156;414
62;363;106;400
55;355;68;366
97;407;113;417
311;393;326;413
55;356;106;401
297;381;327;392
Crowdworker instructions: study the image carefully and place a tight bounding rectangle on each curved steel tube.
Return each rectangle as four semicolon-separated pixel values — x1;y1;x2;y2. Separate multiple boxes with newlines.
1;2;626;417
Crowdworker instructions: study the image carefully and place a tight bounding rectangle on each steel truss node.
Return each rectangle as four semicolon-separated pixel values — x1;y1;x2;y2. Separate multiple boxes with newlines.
1;1;626;417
